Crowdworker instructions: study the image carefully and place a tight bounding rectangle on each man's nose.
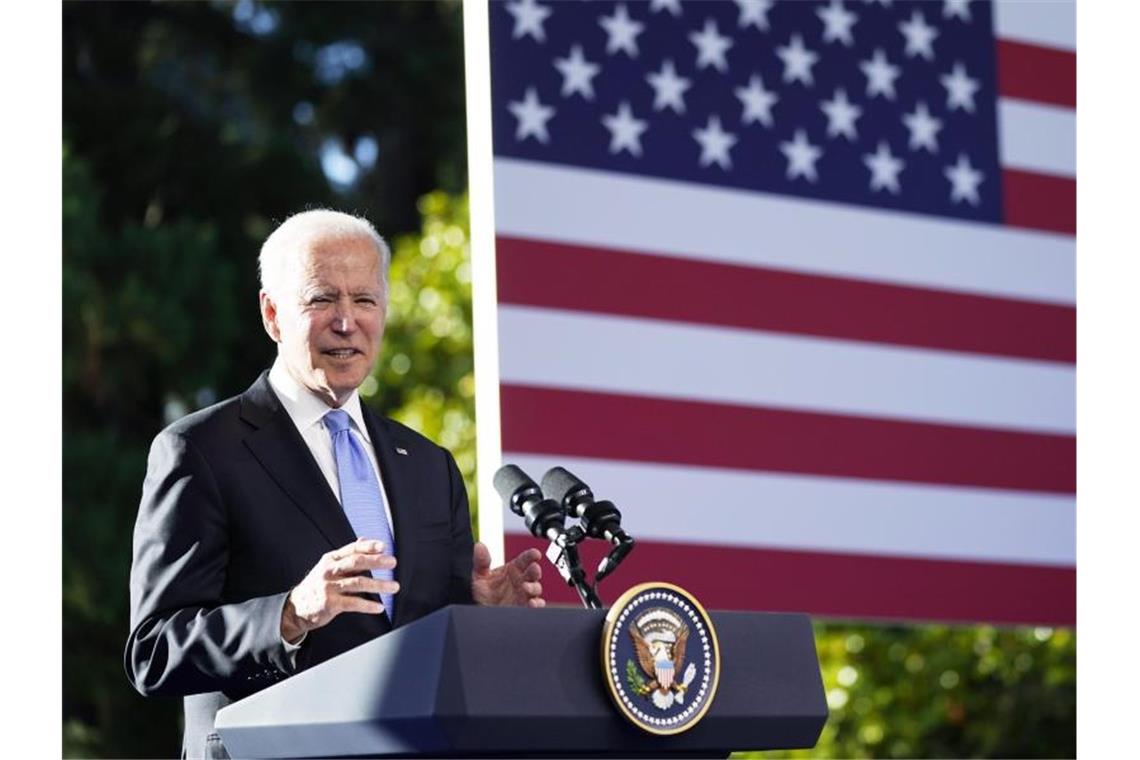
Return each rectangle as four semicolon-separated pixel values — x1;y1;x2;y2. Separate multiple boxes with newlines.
331;302;356;333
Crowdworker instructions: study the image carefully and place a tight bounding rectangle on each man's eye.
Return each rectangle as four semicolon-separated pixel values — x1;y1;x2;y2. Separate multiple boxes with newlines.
310;296;333;304
356;298;377;306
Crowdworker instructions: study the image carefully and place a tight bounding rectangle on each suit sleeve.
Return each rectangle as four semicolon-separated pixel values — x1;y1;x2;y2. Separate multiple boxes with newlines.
125;429;296;697
444;448;476;606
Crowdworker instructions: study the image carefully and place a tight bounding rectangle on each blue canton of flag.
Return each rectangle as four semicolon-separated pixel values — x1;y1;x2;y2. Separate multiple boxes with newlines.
490;0;1001;223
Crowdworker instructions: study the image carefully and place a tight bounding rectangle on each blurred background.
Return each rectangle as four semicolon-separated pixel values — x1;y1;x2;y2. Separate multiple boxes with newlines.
61;1;1074;758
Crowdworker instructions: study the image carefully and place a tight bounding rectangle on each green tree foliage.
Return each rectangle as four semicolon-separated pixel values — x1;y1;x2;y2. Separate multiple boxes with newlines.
63;144;243;756
737;622;1075;759
368;192;478;519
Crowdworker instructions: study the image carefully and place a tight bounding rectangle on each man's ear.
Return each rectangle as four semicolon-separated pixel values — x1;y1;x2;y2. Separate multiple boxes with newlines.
259;290;282;343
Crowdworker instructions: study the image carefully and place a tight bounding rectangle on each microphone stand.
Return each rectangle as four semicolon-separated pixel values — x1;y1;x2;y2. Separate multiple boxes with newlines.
595;533;635;585
545;526;603;609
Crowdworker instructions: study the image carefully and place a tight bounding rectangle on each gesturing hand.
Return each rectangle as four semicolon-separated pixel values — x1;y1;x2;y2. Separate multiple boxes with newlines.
470;542;545;608
281;538;398;643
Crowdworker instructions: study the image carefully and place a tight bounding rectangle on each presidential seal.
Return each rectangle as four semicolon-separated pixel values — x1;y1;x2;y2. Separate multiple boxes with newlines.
601;582;720;735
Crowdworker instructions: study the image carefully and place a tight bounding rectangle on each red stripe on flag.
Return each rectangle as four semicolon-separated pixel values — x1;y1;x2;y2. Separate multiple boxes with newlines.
996;39;1076;109
501;385;1076;494
497;236;1075;363
506;535;1075;626
1003;169;1076;236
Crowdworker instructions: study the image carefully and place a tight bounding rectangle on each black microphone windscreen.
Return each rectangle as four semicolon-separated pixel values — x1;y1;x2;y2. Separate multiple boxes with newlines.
494;464;536;499
541;466;586;504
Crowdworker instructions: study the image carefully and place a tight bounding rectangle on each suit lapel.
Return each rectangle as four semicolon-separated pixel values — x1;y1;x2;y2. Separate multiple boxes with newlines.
240;373;358;550
363;410;420;628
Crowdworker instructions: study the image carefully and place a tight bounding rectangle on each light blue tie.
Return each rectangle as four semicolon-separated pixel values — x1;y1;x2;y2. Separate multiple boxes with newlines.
324;409;396;620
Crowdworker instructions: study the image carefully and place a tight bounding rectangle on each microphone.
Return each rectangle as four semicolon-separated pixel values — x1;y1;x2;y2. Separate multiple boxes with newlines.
541;466;634;583
495;463;603;609
493;464;569;543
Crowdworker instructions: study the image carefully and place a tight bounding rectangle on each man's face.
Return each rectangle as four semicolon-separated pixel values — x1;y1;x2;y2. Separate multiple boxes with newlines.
260;230;386;407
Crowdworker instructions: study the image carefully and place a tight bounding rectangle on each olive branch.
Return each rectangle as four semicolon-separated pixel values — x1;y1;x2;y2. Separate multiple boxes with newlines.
625;659;652;696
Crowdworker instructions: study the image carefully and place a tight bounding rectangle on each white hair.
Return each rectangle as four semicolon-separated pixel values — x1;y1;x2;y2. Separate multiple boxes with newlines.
258;209;391;300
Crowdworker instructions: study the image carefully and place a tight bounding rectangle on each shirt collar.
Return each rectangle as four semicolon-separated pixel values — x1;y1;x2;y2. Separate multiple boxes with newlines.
268;356;372;443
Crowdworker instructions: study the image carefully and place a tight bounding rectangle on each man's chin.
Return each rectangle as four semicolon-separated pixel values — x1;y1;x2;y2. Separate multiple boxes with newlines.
319;370;368;403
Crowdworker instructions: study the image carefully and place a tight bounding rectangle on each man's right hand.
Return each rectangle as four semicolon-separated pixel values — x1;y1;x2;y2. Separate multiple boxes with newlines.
281;538;398;643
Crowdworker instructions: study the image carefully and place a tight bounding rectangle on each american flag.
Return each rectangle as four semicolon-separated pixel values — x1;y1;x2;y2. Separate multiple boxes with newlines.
486;0;1074;625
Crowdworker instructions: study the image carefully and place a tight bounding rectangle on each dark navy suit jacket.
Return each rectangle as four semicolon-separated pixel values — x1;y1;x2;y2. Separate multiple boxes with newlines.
125;372;475;758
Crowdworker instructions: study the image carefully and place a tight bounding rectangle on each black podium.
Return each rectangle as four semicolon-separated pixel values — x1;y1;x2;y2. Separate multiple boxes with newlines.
215;605;827;757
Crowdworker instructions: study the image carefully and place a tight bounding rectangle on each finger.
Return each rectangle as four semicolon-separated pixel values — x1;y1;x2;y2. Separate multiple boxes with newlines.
326;553;397;578
343;579;400;596
510;548;542;571
472;541;493;575
326;553;396;578
334;576;401;596
520;562;542;582
336;595;386;616
522;581;542;597
328;539;384;560
527;597;546;608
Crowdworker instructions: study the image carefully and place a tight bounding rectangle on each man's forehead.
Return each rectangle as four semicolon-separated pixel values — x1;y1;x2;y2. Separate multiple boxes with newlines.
297;229;379;259
282;231;380;274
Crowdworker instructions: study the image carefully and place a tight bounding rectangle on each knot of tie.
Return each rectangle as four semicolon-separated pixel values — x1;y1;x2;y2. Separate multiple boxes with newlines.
324;409;352;435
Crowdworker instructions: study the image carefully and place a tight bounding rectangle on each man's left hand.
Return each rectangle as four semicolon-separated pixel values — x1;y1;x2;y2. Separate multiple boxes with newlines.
471;542;545;608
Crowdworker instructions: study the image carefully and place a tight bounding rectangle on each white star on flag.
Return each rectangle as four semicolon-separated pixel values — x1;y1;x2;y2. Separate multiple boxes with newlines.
898;10;939;60
554;45;600;100
779;129;823;182
863;141;905;193
943;0;972;22
692;115;737;169
647;59;692;114
735;0;774;31
941;61;980;113
649;0;682;17
689;19;734;72
777;34;819;86
860;48;900;100
817;0;858;47
602;101;649;156
599;3;645;58
902;101;942;152
735;74;779;127
505;0;552;43
820;88;862;140
508;87;555;143
944;152;984;204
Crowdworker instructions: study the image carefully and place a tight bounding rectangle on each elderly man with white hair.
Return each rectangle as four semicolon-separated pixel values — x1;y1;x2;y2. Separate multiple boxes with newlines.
125;210;543;759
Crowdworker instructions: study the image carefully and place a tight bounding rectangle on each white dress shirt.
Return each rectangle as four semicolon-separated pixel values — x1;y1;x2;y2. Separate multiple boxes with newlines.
267;357;397;653
267;358;396;531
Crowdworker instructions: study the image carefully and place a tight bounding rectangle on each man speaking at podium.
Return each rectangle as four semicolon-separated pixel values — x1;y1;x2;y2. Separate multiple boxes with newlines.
125;210;544;758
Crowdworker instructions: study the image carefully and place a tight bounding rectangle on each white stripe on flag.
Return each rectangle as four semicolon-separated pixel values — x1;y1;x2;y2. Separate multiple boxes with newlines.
998;98;1077;177
994;0;1076;51
495;159;1075;305
499;305;1076;435
504;454;1076;567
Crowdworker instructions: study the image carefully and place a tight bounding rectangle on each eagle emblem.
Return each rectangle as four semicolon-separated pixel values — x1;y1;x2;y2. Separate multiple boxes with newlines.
626;608;698;710
602;583;721;734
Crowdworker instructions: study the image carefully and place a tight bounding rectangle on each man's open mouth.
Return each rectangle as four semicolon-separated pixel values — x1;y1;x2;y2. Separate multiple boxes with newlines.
322;348;360;358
